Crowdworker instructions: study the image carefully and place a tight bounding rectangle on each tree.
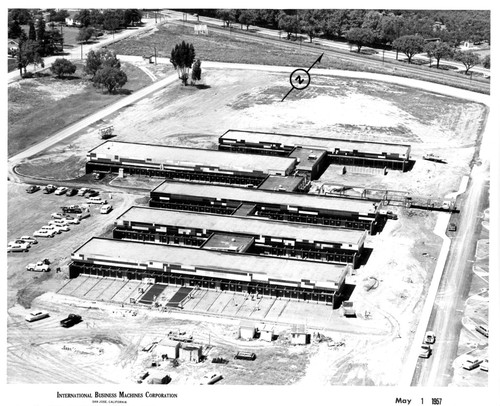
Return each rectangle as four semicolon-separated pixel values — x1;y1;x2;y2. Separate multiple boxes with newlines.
392;35;425;63
50;58;77;78
90;9;104;28
16;39;44;77
77;26;94;44
92;66;127;93
424;41;453;68
8;19;24;39
84;49;121;78
482;54;490;69
28;20;36;41
454;50;481;75
102;9;121;32
238;9;257;30
170;41;196;86
9;9;32;24
124;9;142;26
345;27;376;53
216;9;236;28
323;10;350;38
278;13;301;40
50;9;69;23
75;9;92;27
191;59;202;84
300;10;323;43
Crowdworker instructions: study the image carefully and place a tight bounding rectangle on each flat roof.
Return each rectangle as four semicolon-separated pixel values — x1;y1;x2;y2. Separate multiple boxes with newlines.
258;175;304;192
73;238;347;285
88;141;297;175
152;181;380;215
117;206;366;246
202;233;254;252
221;130;411;158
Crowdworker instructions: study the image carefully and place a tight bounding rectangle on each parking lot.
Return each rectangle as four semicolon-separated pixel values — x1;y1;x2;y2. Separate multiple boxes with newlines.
7;182;142;309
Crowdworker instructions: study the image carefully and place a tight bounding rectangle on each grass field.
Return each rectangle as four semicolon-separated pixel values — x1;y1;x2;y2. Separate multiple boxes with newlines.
109;22;488;93
8;61;153;157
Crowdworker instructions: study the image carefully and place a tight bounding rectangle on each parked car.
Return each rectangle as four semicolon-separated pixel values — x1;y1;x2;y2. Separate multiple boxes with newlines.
463;358;482;370
200;373;223;385
54;186;68;195
77;187;89;196
448;223;457;232
25;311;50;322
61;205;83;214
33;229;57;238
49;218;68;226
19;236;38;245
9;239;32;247
41;225;61;234
43;184;57;194
26;185;40;193
77;211;91;220
480;359;489;372
60;314;82;328
85;189;99;197
26;261;50;272
100;204;113;214
64;216;80;224
7;242;30;253
51;212;65;219
66;188;78;196
52;223;70;232
87;196;107;205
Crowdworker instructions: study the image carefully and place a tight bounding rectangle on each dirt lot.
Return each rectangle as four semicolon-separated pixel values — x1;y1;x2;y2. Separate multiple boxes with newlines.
7;65;487;386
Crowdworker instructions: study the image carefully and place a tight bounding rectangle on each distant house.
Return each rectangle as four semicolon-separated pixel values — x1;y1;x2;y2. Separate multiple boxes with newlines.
432;21;447;32
65;11;81;27
8;39;19;55
290;324;310;345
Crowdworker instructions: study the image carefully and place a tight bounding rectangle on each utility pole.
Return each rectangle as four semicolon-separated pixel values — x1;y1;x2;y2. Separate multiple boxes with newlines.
154;46;157;65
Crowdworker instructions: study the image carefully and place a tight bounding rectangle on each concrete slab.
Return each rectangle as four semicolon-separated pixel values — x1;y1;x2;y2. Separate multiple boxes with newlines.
264;299;289;321
248;298;275;320
85;278;115;300
100;279;129;301
192;290;221;312
235;296;260;318
206;292;233;314
70;276;102;298
57;276;87;296
183;289;208;311
111;280;141;303
279;300;333;327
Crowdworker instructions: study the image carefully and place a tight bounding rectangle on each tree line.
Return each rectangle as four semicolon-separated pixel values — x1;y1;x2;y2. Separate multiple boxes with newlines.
183;9;490;71
186;9;490;47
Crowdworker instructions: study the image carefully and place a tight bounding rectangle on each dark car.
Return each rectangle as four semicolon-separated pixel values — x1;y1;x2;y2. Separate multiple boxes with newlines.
60;314;82;328
86;190;99;197
65;188;78;196
26;185;40;194
43;184;57;194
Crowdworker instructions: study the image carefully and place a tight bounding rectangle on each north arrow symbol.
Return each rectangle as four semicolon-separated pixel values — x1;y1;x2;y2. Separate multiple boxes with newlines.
295;75;304;84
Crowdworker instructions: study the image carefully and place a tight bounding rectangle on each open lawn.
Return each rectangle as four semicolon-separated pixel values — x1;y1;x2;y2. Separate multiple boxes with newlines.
8;61;154;157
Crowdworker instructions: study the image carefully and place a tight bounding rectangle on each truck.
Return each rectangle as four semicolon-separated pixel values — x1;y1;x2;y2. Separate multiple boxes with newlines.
26;261;50;272
60;314;82;328
423;153;447;164
462;358;482;370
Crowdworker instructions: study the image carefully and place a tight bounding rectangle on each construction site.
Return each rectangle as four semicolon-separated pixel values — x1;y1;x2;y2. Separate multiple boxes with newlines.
7;25;491;390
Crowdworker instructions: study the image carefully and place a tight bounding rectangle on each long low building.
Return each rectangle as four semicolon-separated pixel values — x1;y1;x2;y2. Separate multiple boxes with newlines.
86;141;297;187
219;129;411;171
69;238;349;306
113;206;367;266
149;180;382;234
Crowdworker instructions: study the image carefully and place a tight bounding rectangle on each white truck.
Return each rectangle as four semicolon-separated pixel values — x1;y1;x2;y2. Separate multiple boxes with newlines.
26;261;51;272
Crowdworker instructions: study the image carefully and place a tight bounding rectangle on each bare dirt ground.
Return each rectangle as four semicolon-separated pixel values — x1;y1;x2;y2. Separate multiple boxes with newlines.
8;66;487;386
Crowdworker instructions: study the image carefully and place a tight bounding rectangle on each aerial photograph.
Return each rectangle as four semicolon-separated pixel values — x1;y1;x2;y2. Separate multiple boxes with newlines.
6;5;496;405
